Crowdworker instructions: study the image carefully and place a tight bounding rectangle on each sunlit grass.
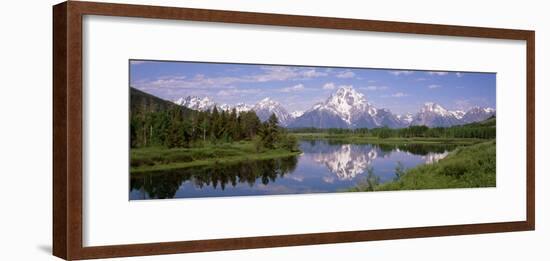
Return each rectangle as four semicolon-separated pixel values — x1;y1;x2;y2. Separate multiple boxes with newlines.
130;140;300;174
351;139;496;191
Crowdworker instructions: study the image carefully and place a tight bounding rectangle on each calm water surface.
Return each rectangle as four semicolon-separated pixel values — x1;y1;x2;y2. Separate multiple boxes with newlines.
130;140;457;200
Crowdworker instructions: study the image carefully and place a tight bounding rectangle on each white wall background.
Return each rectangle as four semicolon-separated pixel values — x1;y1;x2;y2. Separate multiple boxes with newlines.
0;0;547;260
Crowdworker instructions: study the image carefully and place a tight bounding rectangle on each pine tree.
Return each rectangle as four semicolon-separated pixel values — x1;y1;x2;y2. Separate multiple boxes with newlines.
210;106;220;141
259;114;280;149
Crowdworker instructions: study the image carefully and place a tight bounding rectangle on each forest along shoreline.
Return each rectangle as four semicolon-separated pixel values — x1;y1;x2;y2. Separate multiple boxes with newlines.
130;87;496;191
130;88;300;174
130;110;301;173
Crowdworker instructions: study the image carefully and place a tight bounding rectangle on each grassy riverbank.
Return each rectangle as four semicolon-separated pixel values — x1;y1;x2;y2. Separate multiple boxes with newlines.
291;133;486;145
350;139;496;191
131;140;301;174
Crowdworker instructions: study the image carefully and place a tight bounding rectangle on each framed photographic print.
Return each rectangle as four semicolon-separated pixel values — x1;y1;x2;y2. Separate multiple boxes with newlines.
53;1;535;260
128;60;498;200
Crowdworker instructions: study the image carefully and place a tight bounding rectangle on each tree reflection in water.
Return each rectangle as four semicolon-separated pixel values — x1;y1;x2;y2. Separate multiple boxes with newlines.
130;141;458;200
377;143;457;155
130;156;298;199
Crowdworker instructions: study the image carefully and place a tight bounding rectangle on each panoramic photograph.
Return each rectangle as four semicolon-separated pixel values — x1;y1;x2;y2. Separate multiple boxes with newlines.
129;60;496;200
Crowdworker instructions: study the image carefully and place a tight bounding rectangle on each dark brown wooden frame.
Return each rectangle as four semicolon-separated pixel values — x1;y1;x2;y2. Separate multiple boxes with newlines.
53;1;535;260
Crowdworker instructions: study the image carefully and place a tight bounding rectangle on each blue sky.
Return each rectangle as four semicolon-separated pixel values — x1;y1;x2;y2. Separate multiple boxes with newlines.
130;60;496;114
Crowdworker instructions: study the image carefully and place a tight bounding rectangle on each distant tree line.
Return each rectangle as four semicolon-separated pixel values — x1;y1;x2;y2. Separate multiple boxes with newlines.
289;117;496;139
131;106;298;151
367;124;495;139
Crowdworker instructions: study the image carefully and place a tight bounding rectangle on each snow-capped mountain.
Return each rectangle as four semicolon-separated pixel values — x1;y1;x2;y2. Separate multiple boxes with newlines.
318;86;374;125
252;98;293;126
218;104;231;111
397;113;414;124
374;108;406;129
174;95;293;125
290;86;405;128
290;110;304;119
233;103;252;114
461;106;496;123
173;96;216;111
451;110;466;120
410;102;463;127
174;87;495;129
174;96;252;114
410;103;495;127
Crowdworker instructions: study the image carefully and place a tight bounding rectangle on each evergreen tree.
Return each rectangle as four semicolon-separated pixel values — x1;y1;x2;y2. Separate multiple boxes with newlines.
228;108;239;141
259;114;280;149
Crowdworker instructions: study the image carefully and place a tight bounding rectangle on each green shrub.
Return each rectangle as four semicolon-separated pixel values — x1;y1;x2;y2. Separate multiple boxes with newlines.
370;140;496;191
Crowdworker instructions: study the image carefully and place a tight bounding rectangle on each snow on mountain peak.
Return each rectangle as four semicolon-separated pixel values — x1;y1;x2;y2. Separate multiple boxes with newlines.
252;97;292;126
460;106;495;123
175;95;254;114
451;110;466;119
397;113;414;124
291;110;304;118
174;96;216;111
218;104;231;111
333;86;367;103
467;106;495;115
322;86;371;124
291;86;401;128
174;89;496;129
421;102;451;116
233;103;252;113
256;97;280;109
484;107;496;113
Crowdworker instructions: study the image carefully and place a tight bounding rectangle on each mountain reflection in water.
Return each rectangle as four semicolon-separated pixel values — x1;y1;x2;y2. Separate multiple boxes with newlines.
130;140;456;200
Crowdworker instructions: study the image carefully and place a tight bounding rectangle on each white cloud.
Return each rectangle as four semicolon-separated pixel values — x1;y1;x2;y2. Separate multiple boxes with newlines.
322;82;336;90
133;65;329;91
252;66;327;82
217;88;261;97
415;77;427;81
456;72;463;77
281;84;305;92
389;70;414;76
391;92;408;97
428;84;441;89
252;66;299;82
302;69;327;78
336;70;355;78
362;85;388;91
427;71;449;76
137;73;242;90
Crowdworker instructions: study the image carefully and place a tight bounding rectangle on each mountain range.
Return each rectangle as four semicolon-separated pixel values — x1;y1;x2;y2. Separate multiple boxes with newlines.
172;86;495;128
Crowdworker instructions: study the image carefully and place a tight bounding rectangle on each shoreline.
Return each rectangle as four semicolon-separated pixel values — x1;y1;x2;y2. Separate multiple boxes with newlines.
291;133;486;145
130;136;492;175
131;143;301;174
349;139;496;192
